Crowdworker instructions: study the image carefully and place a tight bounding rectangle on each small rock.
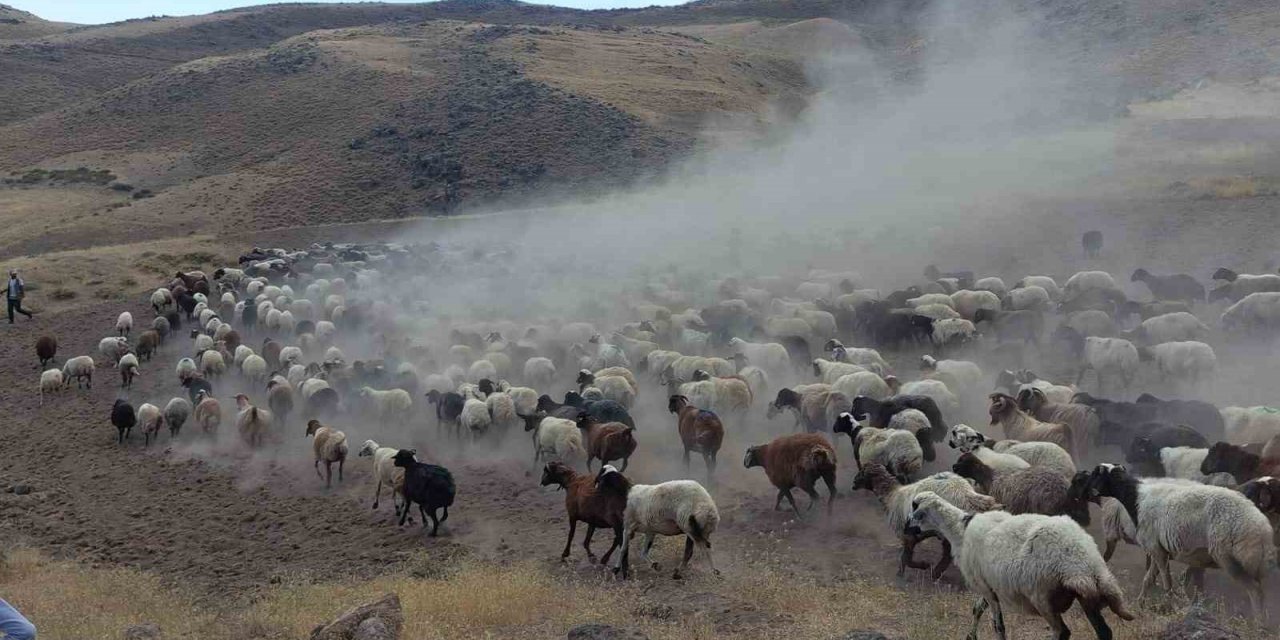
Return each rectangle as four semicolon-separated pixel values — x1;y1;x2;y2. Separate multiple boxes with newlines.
309;593;403;640
124;622;162;640
12;484;31;496
566;623;650;640
353;618;394;640
835;632;891;640
1158;605;1241;640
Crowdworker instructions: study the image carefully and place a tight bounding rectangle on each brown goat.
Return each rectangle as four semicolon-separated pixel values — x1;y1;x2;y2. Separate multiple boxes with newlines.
576;414;638;472
988;393;1076;458
35;335;57;368
540;461;626;565
136;330;161;362
744;433;837;516
668;395;724;481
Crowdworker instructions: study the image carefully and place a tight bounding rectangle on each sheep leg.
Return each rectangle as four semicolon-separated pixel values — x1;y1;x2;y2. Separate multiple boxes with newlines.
801;486;820;513
699;538;719;576
338;458;344;482
397;499;412;526
324;461;333;489
620;456;629;472
1219;554;1265;624
1102;539;1116;562
561;519;578;561
426;506;442;536
314;459;324;481
989;594;1008;640
372;480;382;511
965;598;988;640
1082;602;1114;640
614;530;634;578
641;533;659;570
773;490;786;511
821;472;837;514
582;524;599;563
600;525;622;566
1040;606;1069;640
682;447;691;472
439;506;448;524
781;490;801;519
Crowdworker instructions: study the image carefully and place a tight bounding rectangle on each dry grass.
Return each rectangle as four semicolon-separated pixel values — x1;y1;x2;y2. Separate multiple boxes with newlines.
2;543;1268;640
1172;176;1280;199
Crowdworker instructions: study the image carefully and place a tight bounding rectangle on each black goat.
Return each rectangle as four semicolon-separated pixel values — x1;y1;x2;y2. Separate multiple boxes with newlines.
392;449;455;536
111;399;136;445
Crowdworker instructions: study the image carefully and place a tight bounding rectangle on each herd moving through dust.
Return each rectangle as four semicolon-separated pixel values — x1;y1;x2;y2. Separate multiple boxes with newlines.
26;235;1280;639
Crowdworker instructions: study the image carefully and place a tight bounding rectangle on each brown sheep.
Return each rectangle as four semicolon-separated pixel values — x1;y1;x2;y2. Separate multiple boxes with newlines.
1016;386;1097;456
668;394;724;482
539;461;626;565
743;433;838;516
576;414;638;472
987;393;1076;459
261;338;283;370
136;330;161;362
234;393;273;448
952;452;1088;524
193;390;221;435
222;329;242;354
305;419;348;488
35;335;57;368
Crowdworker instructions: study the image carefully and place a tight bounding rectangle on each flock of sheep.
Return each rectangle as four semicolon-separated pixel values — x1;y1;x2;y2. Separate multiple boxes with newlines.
28;238;1280;639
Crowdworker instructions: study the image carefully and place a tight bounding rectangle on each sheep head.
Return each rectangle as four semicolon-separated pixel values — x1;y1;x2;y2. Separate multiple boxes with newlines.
1200;442;1257;483
743;445;765;469
667;394;689;414
947;424;986;452
540;462;573;488
986;393;1017;425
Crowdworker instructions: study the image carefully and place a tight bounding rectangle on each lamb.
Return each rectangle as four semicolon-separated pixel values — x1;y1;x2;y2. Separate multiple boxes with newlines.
305;419;348;488
743;433;838;516
60;355;95;389
358;439;405;516
1085;463;1274;621
594;464;720;580
117;353;140;389
540;461;626;565
947;424;1032;475
461;397;492;440
1131;269;1205;303
425;390;465;438
832;412;929;481
137;403;165;447
727;337;789;375
852;463;1000;579
193;390;221;435
234;393;272;448
669;395;724;481
98;336;129;364
358;386;412;423
823;340;891;372
164;397;192;438
1122;440;1234;485
988;393;1077;459
576;414;637;472
111;399;136;445
952;453;1088;524
1015;386;1095;456
523;414;585;470
1200;439;1280;485
1142;340;1217;387
851;394;948;441
1128;311;1210;345
575;370;636;409
115;311;133;336
905;490;1133;639
392;449;455;536
35;335;56;368
38;369;62;405
950;289;1001;320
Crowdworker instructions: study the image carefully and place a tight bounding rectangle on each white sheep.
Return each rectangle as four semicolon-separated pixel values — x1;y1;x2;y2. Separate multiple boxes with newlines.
596;465;720;579
39;369;63;405
973;277;1007;297
175;357;197;382
1156;446;1235;485
919;355;983;394
906;491;1134;639
300;378;330;400
1087;464;1274;621
467;359;497;384
930;318;978;347
529;415;584;469
1147;340;1216;387
907;293;955;308
1222;292;1280;332
521;357;556;388
279;346;303;367
460;397;492;439
115;311;133;336
1134;312;1210;345
321;346;344;364
358;439;405;515
813;358;865;384
150;288;173;313
306;420;348;488
947;425;1031;476
826;342;891;372
198;349;226;378
485;391;519;433
137;403;164;446
1014;378;1076;405
117;353;140;388
1004;285;1050;311
98;336;129;364
832;371;891;402
949;290;1001;320
232;344;254;368
895;378;959;419
913;303;960;320
240;354;268;385
164;397;192;438
1063;270;1120;296
727;337;789;375
192;333;214;355
359;387;412;423
1079;336;1139;391
1015;275;1061;301
836;413;924;480
1222;406;1280;444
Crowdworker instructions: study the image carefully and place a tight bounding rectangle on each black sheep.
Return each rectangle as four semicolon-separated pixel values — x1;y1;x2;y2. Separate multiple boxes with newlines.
392;449;455;536
165;310;182;332
175;292;198;320
1123;425;1209;476
562;392;634;429
536;394;583;420
1082;230;1103;258
1130;269;1206;304
240;302;257;334
111;399;136;445
305;387;341;420
1135;394;1224;443
425;390;466;438
182;376;214;405
851;395;948;442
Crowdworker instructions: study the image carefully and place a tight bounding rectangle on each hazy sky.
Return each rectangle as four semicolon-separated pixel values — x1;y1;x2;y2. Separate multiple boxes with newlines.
10;0;686;25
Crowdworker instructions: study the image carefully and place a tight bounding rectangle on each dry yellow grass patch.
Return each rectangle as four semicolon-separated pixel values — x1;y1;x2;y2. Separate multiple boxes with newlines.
1178;175;1280;199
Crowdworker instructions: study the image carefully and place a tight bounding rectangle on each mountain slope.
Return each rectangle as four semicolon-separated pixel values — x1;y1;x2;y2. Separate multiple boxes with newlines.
0;4;74;40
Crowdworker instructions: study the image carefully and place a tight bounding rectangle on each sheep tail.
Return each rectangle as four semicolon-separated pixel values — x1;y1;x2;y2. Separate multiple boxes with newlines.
687;514;710;548
1064;575;1134;621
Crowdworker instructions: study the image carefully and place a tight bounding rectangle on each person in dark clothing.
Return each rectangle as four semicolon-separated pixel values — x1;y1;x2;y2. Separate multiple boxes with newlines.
7;269;34;323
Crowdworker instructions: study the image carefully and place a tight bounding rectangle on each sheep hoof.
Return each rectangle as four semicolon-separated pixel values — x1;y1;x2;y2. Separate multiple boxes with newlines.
671;570;683;580
712;569;722;577
650;562;661;570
